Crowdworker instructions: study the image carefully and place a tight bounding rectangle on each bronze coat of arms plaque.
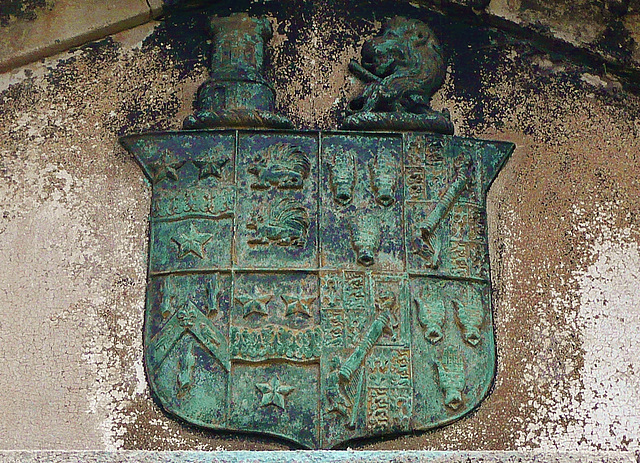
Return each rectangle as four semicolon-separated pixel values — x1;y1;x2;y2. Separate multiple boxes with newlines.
120;13;514;449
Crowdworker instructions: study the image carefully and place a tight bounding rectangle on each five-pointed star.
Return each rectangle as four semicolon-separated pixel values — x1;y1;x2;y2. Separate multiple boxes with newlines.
193;153;229;180
151;151;182;184
236;290;273;318
282;292;316;317
171;224;213;259
256;376;295;410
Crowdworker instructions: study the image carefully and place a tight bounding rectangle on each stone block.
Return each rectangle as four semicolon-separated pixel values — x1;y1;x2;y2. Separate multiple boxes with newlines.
487;0;640;71
0;451;636;462
0;0;154;72
148;0;164;18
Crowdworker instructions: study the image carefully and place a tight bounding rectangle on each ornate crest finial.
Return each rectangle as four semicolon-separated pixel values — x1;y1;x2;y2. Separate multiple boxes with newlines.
184;13;292;130
343;17;454;134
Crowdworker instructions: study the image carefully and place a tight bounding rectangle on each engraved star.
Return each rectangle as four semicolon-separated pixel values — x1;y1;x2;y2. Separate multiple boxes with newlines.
193;153;229;180
256;376;295;410
151;151;183;184
282;291;316;317
171;223;213;259
235;289;273;318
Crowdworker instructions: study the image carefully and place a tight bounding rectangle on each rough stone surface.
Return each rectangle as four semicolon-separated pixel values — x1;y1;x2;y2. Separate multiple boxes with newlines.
0;0;639;453
0;451;637;462
485;0;640;73
0;0;157;72
148;0;164;18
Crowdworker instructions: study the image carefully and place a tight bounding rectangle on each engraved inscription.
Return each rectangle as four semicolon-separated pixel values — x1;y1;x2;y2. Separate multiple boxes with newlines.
425;137;448;165
321;272;346;348
248;143;310;190
366;349;412;429
324;309;345;348
450;202;487;278
343;272;367;310
343;272;369;347
321;271;376;350
230;325;322;362
406;166;426;201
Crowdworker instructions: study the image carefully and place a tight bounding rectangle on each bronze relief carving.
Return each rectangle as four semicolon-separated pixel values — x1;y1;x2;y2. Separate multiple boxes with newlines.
120;12;513;449
344;17;454;134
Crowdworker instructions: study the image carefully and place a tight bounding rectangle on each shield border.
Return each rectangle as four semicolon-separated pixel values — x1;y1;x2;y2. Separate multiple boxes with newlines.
120;129;513;448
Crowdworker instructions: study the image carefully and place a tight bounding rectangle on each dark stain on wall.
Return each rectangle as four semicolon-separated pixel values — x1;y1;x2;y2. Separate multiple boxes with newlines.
596;19;636;63
0;0;54;27
126;0;639;136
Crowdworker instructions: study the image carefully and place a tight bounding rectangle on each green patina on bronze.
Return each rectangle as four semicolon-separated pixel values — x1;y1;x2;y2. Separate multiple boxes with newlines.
120;13;514;449
183;13;292;130
343;16;454;134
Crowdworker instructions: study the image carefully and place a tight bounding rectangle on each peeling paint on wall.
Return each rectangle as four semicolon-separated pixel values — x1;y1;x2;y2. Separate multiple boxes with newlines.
570;204;640;450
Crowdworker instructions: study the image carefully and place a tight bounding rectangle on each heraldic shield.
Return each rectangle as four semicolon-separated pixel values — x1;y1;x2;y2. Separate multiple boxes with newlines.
120;129;513;448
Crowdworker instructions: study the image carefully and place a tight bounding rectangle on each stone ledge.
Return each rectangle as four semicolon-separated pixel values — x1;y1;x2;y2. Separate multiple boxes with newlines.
0;0;163;73
2;0;639;86
430;0;640;81
0;451;636;463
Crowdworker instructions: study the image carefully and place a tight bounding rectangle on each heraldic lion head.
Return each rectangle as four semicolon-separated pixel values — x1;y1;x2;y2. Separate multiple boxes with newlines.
349;17;446;115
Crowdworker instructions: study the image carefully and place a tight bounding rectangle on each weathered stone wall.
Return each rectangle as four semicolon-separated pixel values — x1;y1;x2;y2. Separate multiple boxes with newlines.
0;0;639;452
485;0;640;74
0;0;163;72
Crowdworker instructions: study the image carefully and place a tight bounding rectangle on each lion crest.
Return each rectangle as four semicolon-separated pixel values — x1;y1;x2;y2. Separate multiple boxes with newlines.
345;17;453;133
